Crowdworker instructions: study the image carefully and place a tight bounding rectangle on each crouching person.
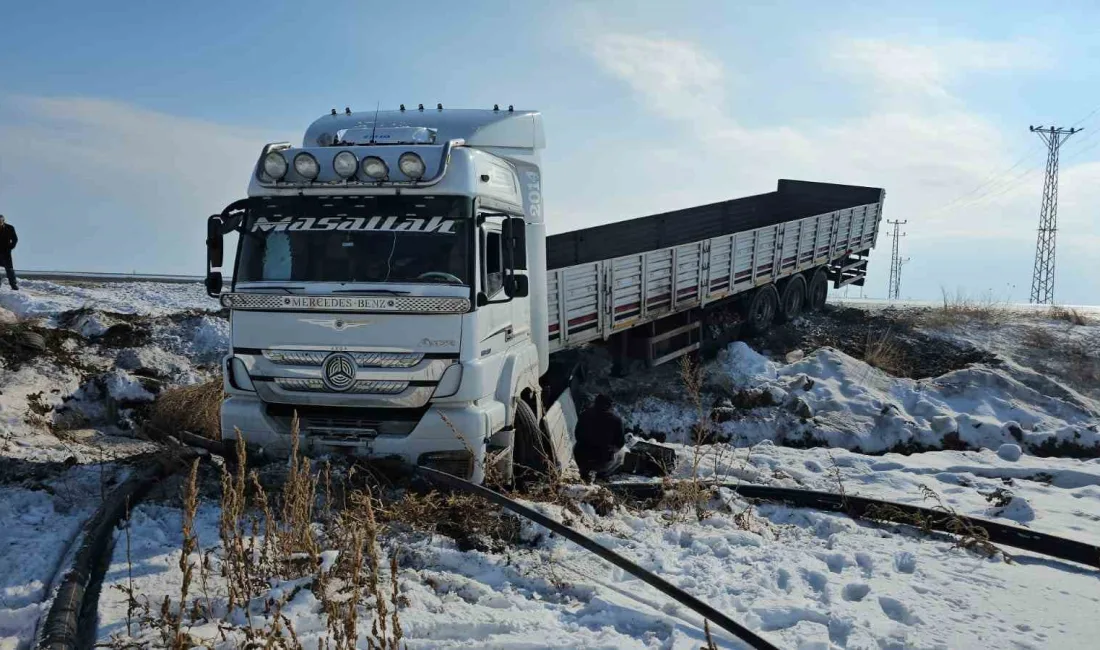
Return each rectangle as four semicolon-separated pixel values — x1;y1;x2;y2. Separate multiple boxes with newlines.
573;394;627;482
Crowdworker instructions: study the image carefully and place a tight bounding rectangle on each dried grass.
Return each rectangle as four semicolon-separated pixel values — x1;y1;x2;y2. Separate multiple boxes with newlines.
861;328;908;376
121;417;407;649
1048;305;1091;326
148;379;223;440
923;289;1009;328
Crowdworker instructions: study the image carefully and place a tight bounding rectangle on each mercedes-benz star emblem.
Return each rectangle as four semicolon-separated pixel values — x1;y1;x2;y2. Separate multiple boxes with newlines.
321;352;357;392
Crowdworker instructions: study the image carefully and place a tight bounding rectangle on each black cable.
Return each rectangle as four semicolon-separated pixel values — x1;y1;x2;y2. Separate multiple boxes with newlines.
610;482;1100;570
416;466;781;650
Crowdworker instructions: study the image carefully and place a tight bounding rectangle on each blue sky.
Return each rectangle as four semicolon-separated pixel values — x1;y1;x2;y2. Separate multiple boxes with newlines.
1;0;1098;304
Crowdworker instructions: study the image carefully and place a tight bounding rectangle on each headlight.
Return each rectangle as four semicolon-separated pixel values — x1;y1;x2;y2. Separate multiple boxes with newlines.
361;156;388;180
262;152;288;180
332;151;358;179
398;152;426;179
293;152;320;180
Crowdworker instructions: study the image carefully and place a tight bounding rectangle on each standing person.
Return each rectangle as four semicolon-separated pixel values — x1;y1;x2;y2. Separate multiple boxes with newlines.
0;215;17;290
573;393;627;482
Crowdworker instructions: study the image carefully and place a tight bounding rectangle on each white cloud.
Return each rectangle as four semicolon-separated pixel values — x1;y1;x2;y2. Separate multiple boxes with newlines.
590;33;726;124
830;37;1050;100
575;31;1098;304
0;96;285;274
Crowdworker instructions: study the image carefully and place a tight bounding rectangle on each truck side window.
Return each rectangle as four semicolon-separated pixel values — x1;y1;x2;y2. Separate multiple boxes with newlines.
484;229;503;296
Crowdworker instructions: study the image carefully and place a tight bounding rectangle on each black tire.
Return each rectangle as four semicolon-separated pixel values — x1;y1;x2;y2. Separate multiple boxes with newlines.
512;398;552;480
776;276;806;324
742;284;779;335
807;268;829;312
18;331;47;353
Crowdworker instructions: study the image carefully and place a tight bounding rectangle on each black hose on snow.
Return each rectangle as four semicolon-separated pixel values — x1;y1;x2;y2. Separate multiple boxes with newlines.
609;482;1100;570
416;466;781;650
38;451;192;650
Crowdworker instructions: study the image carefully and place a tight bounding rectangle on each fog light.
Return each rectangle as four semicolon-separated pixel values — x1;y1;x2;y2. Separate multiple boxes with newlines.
398;152;426;179
332;151;358;178
294;152;320;180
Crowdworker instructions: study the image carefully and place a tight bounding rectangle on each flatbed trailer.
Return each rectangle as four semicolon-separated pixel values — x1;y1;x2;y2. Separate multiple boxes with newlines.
546;180;884;363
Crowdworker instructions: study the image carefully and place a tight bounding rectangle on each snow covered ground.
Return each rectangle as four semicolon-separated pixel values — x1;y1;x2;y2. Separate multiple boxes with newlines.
1;281;1098;649
0;280;215;320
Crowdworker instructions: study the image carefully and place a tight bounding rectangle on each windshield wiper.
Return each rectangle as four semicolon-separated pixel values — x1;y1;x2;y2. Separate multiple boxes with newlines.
245;286;304;294
333;288;411;295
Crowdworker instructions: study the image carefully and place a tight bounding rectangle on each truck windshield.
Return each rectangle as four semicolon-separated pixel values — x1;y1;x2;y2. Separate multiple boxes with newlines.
235;196;471;285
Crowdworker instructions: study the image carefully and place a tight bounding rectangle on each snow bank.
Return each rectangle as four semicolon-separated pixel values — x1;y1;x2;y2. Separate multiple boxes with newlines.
0;280;216;320
153;315;229;365
626;343;1100;457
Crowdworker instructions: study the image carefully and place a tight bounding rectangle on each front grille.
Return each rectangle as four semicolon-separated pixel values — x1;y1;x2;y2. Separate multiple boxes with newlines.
264;350;426;368
274;378;409;394
222;293;470;314
266;403;428;437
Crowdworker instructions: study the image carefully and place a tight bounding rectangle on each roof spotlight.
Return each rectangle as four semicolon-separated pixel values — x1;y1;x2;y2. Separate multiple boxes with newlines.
361;156;388;180
332;151;358;179
262;152;288;180
398;152;426;179
293;152;320;180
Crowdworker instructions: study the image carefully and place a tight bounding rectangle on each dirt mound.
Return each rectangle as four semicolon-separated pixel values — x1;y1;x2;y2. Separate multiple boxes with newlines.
0;322;99;374
747;306;995;379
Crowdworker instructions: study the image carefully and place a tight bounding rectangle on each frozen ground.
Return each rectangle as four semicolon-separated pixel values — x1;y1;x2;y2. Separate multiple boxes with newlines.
1;281;1098;649
0;280;215;320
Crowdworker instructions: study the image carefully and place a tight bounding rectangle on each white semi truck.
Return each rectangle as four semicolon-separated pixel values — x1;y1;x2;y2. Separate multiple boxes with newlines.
205;107;885;482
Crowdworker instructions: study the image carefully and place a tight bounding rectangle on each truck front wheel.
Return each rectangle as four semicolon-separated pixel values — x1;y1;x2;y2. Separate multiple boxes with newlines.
743;284;779;335
512;398;553;482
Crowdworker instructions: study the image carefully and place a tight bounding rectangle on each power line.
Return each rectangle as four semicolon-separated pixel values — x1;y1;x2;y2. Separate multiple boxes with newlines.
886;219;907;301
1028;125;1080;305
926;101;1100;218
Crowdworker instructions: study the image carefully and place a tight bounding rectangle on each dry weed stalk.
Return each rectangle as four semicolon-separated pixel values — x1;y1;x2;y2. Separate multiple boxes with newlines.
864;484;1011;562
701;619;720;650
173;458;200;649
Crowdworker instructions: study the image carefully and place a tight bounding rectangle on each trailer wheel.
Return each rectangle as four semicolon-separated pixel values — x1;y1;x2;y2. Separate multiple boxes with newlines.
743;284;779;335
512;399;553;482
776;276;806;324
807;268;829;311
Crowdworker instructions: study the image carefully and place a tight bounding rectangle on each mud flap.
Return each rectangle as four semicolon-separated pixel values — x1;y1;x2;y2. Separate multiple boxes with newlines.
541;387;578;475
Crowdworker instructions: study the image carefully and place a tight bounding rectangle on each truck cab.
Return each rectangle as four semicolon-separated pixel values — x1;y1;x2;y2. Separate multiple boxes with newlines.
207;108;551;483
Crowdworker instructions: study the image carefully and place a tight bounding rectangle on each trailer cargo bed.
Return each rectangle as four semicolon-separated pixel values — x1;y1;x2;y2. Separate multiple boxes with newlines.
545;179;885;355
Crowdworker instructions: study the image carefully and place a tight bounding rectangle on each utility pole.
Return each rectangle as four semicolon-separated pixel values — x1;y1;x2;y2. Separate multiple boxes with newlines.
1028;125;1080;305
886;219;907;301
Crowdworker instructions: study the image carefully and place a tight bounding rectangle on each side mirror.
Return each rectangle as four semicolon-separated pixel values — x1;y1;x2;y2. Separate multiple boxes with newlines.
502;217;527;270
207;215;225;269
205;271;223;297
505;274;529;298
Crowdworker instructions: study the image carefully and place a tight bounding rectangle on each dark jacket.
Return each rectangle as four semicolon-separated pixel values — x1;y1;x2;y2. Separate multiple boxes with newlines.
0;224;16;265
574;403;626;464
